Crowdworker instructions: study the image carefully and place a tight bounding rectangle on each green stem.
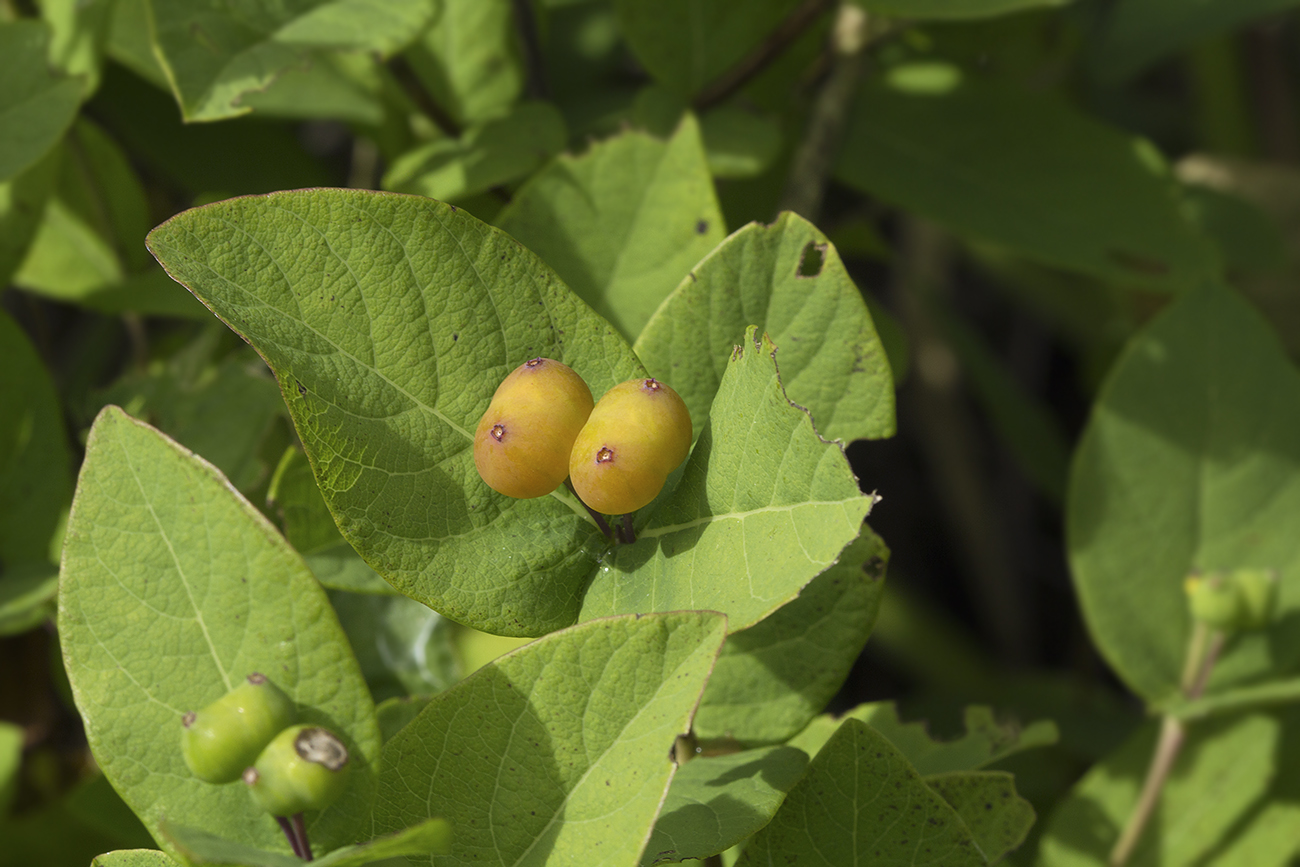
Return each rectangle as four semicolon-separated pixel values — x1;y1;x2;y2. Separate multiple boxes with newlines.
291;813;313;861
1108;716;1185;867
1173;676;1300;722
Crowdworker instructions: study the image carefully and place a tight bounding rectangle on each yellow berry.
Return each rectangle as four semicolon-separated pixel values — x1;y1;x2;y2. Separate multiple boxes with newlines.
569;378;692;515
473;358;594;498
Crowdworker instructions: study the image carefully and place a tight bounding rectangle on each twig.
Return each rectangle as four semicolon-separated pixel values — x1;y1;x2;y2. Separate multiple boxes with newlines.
277;816;305;860
778;3;872;224
692;0;833;112
1109;716;1186;867
1109;625;1224;865
388;57;463;139
512;0;550;100
291;813;314;861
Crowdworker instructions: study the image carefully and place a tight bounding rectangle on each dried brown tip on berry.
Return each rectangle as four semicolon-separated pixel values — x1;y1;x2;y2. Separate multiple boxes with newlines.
491;423;506;442
182;711;196;728
295;727;349;771
243;767;259;785
246;673;267;685
596;447;615;463
643;379;661;391
525;357;544;368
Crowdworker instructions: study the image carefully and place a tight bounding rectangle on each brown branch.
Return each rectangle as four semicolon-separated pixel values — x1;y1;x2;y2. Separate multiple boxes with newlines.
692;0;833;112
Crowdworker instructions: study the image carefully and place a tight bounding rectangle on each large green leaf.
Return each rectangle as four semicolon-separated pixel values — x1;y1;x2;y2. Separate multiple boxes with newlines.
496;114;725;343
404;0;523;128
146;188;646;636
614;0;804;98
0;131;61;289
1038;709;1300;866
636;212;896;443
92;337;287;494
267;447;392;595
849;0;1069;18
789;702;1058;775
0;309;72;566
1091;0;1300;83
373;611;728;867
738;718;987;866
383;102;567;202
580;329;878;632
1068;282;1300;703
148;0;437;121
835;78;1219;292
692;525;887;744
59;407;381;859
641;746;808;866
926;772;1035;864
92;852;180;867
0;21;83;184
164;818;452;867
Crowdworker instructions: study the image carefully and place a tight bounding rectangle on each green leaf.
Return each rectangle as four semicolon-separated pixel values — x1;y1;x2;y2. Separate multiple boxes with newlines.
580;329;878;633
614;0;804;98
849;0;1069;20
149;0;437;121
92;852;181;867
164;818;452;867
641;747;808;866
738;718;987;867
238;53;384;124
147;189;648;636
0;308;72;566
1091;0;1300;83
59;407;381;858
1038;709;1300;866
404;0;523;128
374;694;431;743
496;114;726;342
13;196;123;299
699;106;782;180
835;78;1219;291
383;101;567;202
926;771;1035;864
1184;184;1287;278
0;146;61;288
1068;282;1300;703
0;21;83;184
692;525;888;744
635;211;896;443
39;0;115;95
267;448;393;595
0;562;59;636
789;702;1059;775
0;721;20;816
91;337;288;494
374;611;728;866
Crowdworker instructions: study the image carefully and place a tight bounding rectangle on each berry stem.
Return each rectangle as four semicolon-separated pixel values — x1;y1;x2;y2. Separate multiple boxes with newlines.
619;514;636;545
565;479;613;539
292;813;314;861
276;816;304;860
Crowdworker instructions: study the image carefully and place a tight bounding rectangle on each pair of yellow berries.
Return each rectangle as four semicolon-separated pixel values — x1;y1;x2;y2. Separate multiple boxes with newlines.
473;358;692;516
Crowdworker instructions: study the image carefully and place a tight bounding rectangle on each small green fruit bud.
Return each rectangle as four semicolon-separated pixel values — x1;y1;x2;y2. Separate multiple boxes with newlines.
181;673;296;784
1185;569;1278;633
1232;568;1278;631
244;725;350;817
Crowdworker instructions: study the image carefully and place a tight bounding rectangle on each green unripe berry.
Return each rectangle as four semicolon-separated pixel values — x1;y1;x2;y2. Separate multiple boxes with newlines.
1185;569;1278;633
243;725;350;817
180;673;296;784
474;358;594;499
569;378;692;515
